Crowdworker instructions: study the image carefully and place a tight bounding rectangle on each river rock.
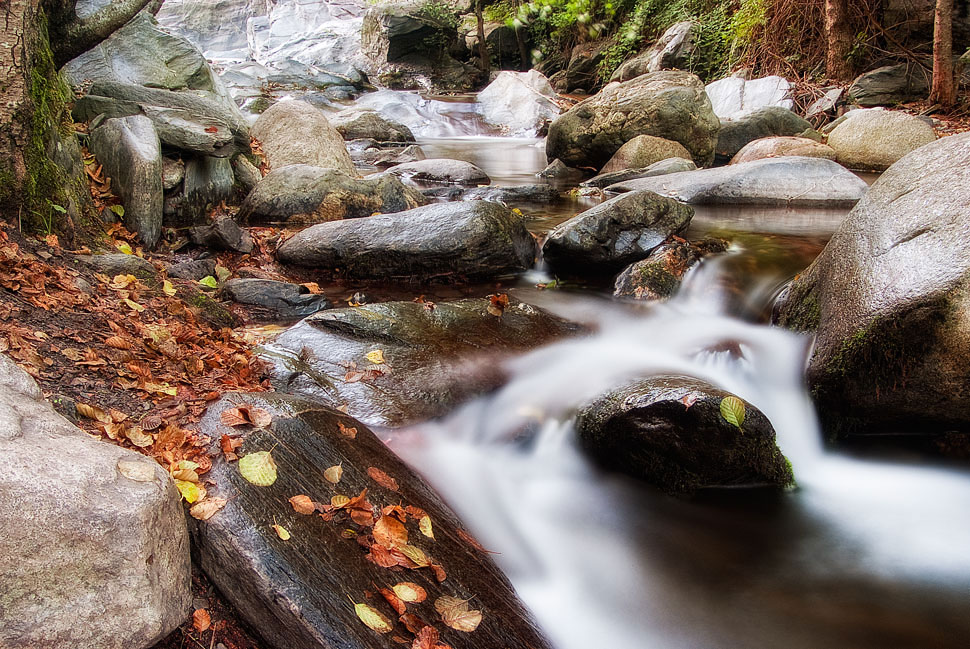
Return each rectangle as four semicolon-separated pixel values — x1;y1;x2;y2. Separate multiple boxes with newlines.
238;164;426;224
600;135;693;174
384;158;491;185
358;144;427;167
576;375;794;497
222;278;330;320
705;75;793;119
0;354;190;648
263;298;580;426
614;238;729;301
277;201;536;280
825;108;937;171
77;253;158;282
477;70;561;137
330;108;415;142
88;115;163;249
250;100;355;174
582;157;696;188
609;21;698;82
167;258;217;281
232;155;263;192
542;190;693;276
730;136;837;165
715;107;813;162
537;158;587;182
457;184;561;203
775;131;970;438
607;156;868;207
188;217;253;254
189;392;554;649
178;156;237;225
546;70;720;169
848;63;931;107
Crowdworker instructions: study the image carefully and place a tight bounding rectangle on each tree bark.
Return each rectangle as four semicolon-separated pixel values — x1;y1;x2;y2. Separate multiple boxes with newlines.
824;0;854;80
930;0;956;107
475;0;490;75
45;0;154;67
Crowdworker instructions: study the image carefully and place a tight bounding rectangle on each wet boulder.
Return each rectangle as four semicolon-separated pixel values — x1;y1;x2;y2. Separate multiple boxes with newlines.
277;201;536;281
546;70;720;169
600;135;693;174
262;298;580;427
477;70;561;137
715;107;813;163
542;190;693;276
457;184;561;204
250;100;355;174
582;157;696;189
222;278;330;320
576;375;794;497
609;21;698;82
330;108;415;142
775;131;970;438
825;108;937;172
358;144;427;168
384;158;491;185
607;156;867;207
537;159;587;182
731;136;836;165
705;75;792;120
614;238;729;301
0;355;190;648
238;164;426;225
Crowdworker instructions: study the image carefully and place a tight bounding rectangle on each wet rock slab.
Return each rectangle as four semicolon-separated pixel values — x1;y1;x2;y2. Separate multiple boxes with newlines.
191;392;554;649
223;278;331;320
614;238;729;301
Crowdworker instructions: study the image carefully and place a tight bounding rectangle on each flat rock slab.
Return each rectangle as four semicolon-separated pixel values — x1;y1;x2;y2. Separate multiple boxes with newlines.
581;157;696;189
607;156;868;207
261;297;581;428
223;278;331;320
384;159;491;186
190;392;553;649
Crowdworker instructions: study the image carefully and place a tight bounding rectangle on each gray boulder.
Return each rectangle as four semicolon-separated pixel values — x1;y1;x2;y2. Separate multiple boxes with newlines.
600;135;693;174
162;157;185;190
238;164;426;224
232;154;262;192
361;1;456;63
716;106;813;163
607;156;868;207
546;71;720;169
705;75;793;120
731;136;836;165
542;190;693;276
355;143;427;168
576;375;794;497
610;21;698;82
250;100;355;174
775;132;970;437
848;63;931;107
582;157;696;188
188;217;253;254
477;70;561;137
384;158;491;185
88;115;163;248
614;238;729;301
223;278;330;320
0;355;190;648
277;201;536;280
537;158;587;182
167;258;216;281
179;156;237;225
826;108;937;171
329;109;415;142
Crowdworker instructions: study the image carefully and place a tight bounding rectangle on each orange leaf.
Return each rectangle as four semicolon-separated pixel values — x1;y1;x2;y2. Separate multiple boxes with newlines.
374;515;408;550
192;608;211;633
367;466;399;492
338;421;357;439
412;625;439;649
392;582;427;603
367;544;402;568
289;494;316;515
380;587;407;616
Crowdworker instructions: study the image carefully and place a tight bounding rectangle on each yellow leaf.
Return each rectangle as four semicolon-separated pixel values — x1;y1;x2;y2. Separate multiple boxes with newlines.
272;523;291;540
331;494;350;508
189;497;228;520
162;279;177;297
125;426;153;448
175;479;205;503
109;274;138;289
324;464;343;484
76;401;112;424
124;298;145;312
238;451;278;486
352;600;393;634
116;242;134;255
392;582;427;603
398;544;429;567
365;349;385;365
419;515;434;539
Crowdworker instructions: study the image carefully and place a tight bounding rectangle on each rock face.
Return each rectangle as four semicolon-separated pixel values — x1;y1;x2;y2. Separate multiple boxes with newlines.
223;278;330;320
848;63;931;107
825;108;937;171
250;100;355;174
190;392;554;649
609;21;698;82
607;157;868;207
542;190;693;276
546;71;720;169
0;355;190;648
88;115;163;248
179;156;237;224
477;70;561;137
562;39;613;92
329;109;415;142
188;217;253;254
238;164;426;224
731;136;836;165
705;75;793;120
715;106;812;162
600;135;693;174
384;158;491;185
576;375;794;497
263;298;580;427
775;132;970;437
582;157;696;189
277;201;536;280
614;238;728;301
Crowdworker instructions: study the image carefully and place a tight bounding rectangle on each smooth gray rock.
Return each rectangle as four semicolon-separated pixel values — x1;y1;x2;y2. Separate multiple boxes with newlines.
537;158;587;181
238;164;426;224
167;258;216;281
775;132;970;437
607;156;868;207
223;278;330;320
456;184;561;203
542;190;693;275
384;158;491;185
231;155;262;192
142;106;240;158
250;100;355;174
614;238;729;301
730;136;836;165
77;253;158;282
88;115;163;248
582;157;696;188
546;71;720;168
576;375;794;497
610;20;698;82
716;106;812;162
705;75;793;120
477;70;561;137
354;143;427;167
0;354;190;648
600;135;693;174
277;201;536;280
329;108;415;142
848;63;930;107
180;156;237;224
188;217;253;254
826;108;937;171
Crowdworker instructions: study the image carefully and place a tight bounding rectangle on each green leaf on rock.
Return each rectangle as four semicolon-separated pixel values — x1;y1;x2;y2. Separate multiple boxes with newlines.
238;450;278;486
198;275;218;289
719;395;745;431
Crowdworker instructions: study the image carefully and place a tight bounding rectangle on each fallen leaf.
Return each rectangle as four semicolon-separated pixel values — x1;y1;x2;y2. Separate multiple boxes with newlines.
192;608;211;633
720;395;746;431
486;293;509;317
367;466;399;491
175;479;205;503
125;426;153;448
198;275;218;289
123;298;145;313
162;279;177;297
104;335;133;350
418;516;434;540
398;544;430;568
374;515;409;549
681;394;698;410
434;596;482;633
393;582;427;603
399;612;430;635
331;494;351;508
204;125;218;133
412;626;439;649
289;494;316;515
324;464;343;484
431;563;447;583
221;405;273;428
367;544;402;568
116;242;134;255
76;401;111;424
457;529;495;553
238;451;278;486
352;599;393;634
189;497;228;521
366;349;386;364
272;523;291;540
380;587;407;615
338;421;357;439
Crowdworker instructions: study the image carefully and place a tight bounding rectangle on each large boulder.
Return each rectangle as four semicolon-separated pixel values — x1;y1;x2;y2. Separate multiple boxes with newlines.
263;298;580;427
582;157;696;189
562;39;613;93
825;108;937;171
576;375;794;497
88;115;163;248
715;106;813;163
607;156;868;207
609;21;698;82
329;108;415;142
384;158;491;185
238;164;426;224
546;71;720;169
477;70;561;137
614;238;729;301
542;190;693;276
0;355;190;648
600;135;693;174
250;100;355;174
775;132;970;438
848;63;931;107
731;136;837;165
705;75;793;120
277;201;536;280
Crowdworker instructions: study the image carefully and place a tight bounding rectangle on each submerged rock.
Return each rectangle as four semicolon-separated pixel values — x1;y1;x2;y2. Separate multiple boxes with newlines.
250;100;355;174
576;375;794;497
825;108;936;171
614;238;729;301
384;158;491;185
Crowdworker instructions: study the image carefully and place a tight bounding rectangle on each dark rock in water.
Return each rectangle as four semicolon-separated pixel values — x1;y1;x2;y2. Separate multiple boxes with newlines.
715;106;812;163
189;217;253;254
537;158;587;182
576;375;794;497
167;259;217;282
239;164;426;225
277;201;536;281
190;392;555;649
262;298;580;427
425;184;560;204
542;190;693;276
77;253;158;283
614;238;729;301
581;157;696;189
330;108;415;142
384;159;491;186
222;279;330;320
775;131;970;439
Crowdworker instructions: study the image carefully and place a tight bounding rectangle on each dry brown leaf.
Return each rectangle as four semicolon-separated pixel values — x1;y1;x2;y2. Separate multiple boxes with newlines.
392;582;427;603
192;608;211;633
431;563;447;583
221;405;273;428
367;466;399;491
374;515;408;550
324;464;343;484
434;596;482;633
77;402;111;424
105;335;133;350
367;544;402;568
351;509;376;527
189;497;228;521
380;587;407;616
289;494;316;515
338;421;357;439
399;613;430;635
412;625;439;649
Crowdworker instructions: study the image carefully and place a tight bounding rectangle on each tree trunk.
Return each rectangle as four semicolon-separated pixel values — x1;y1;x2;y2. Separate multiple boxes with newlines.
475;0;490;75
930;0;956;107
824;0;853;80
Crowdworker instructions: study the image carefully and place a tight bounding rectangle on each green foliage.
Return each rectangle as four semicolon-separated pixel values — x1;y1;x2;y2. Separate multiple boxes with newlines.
415;0;461;53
